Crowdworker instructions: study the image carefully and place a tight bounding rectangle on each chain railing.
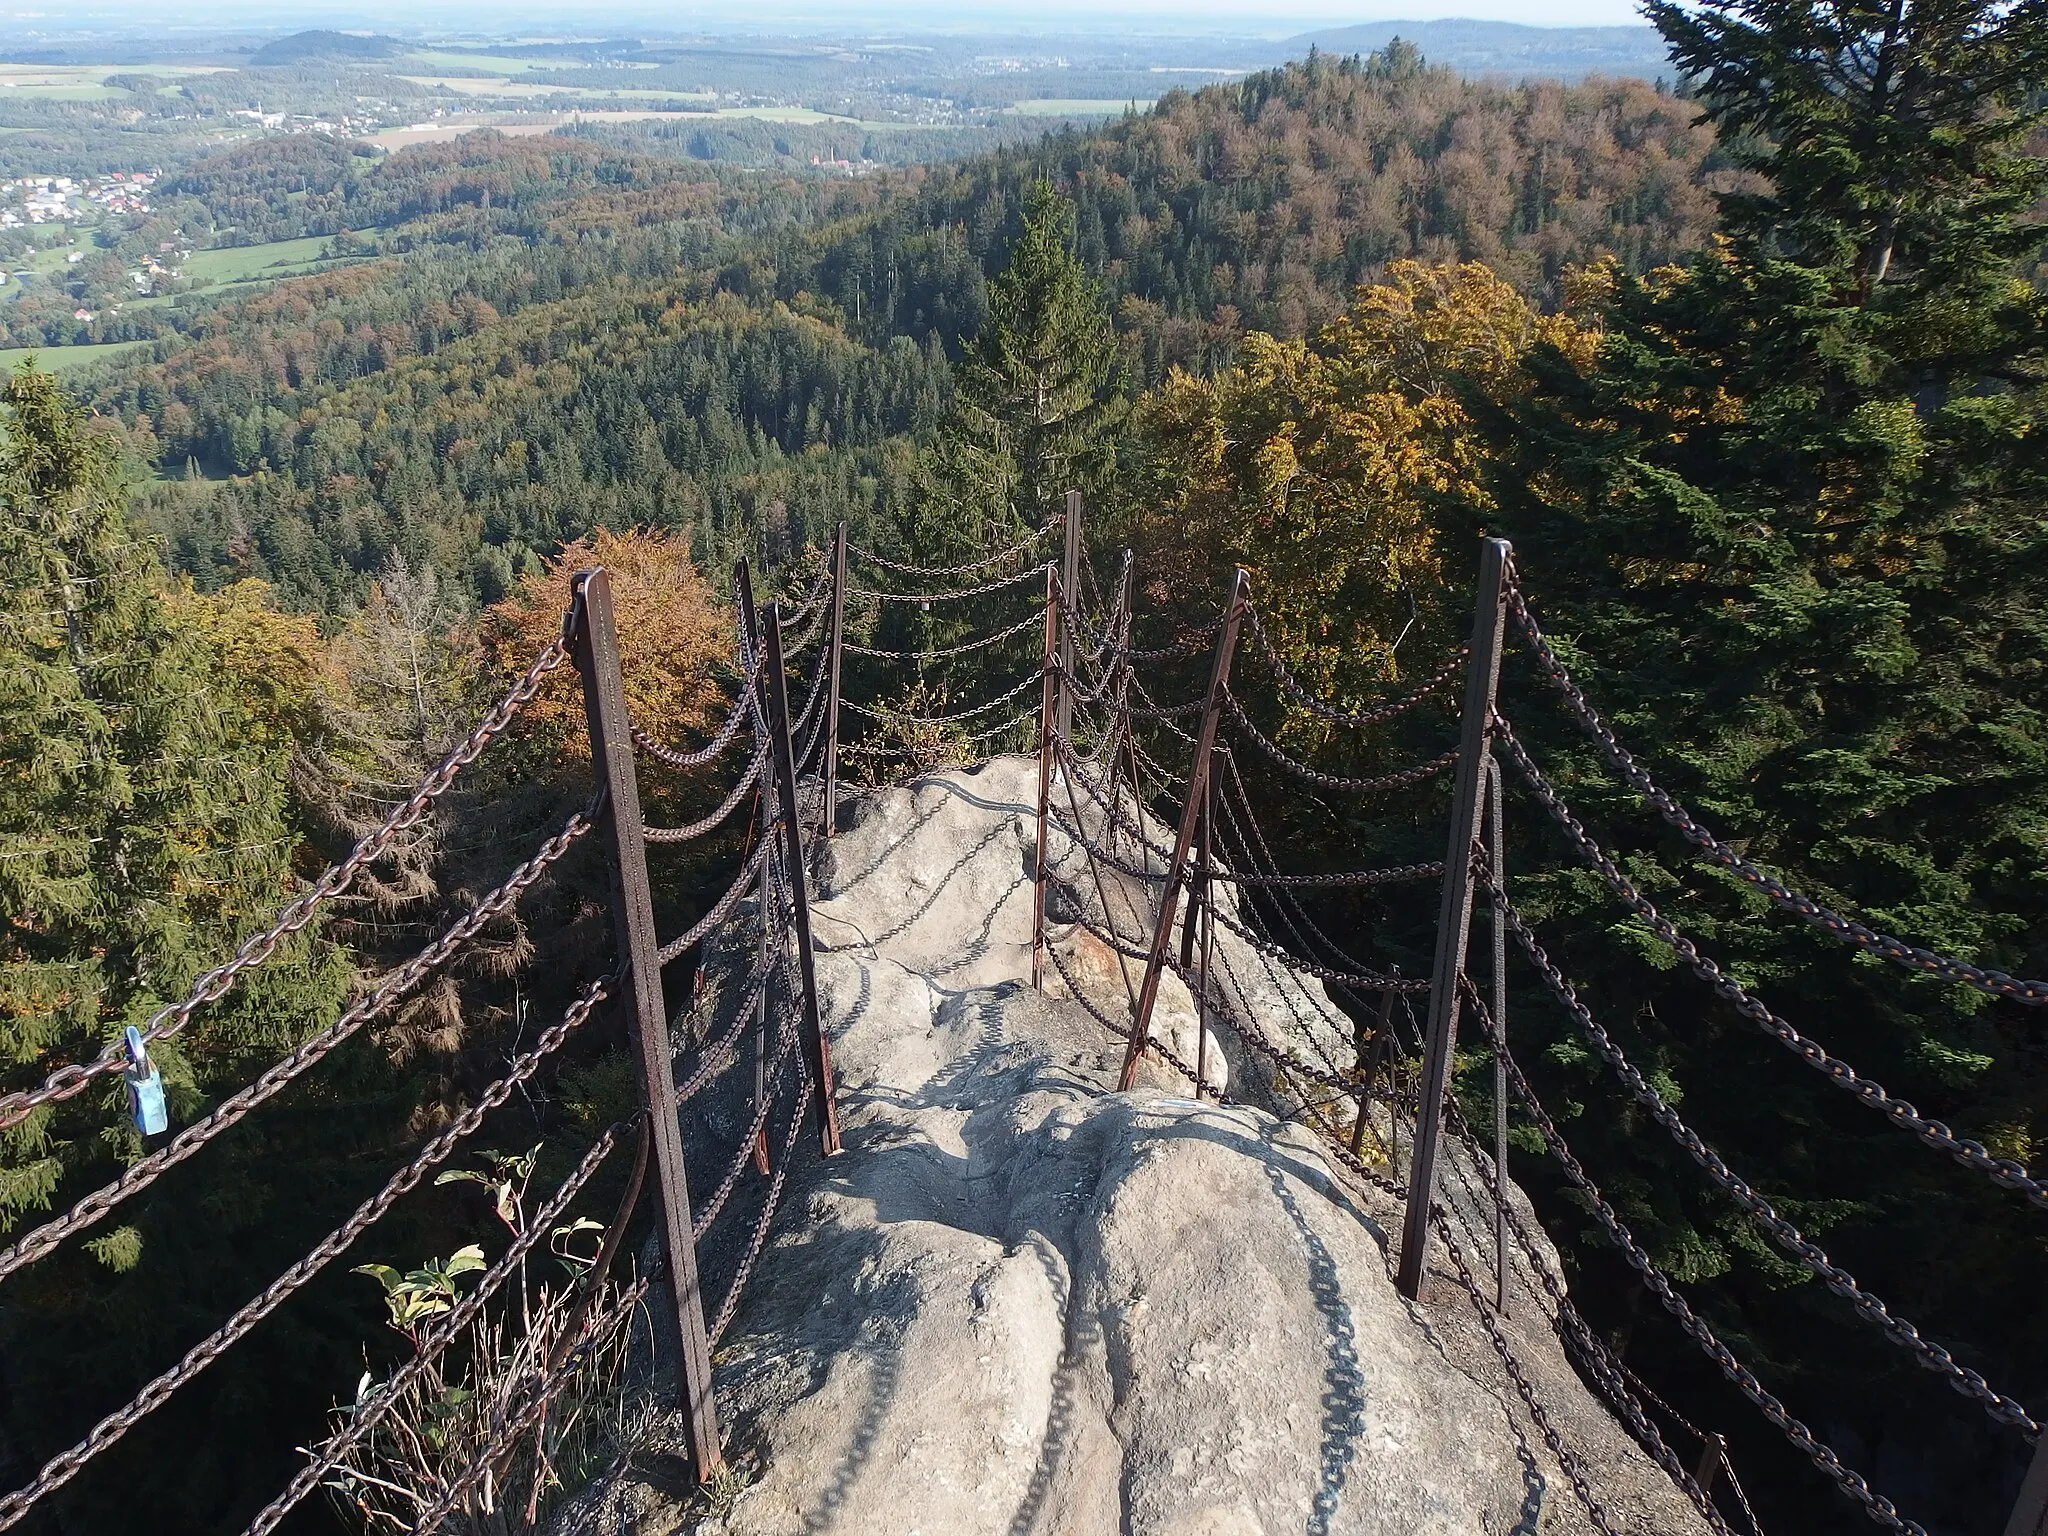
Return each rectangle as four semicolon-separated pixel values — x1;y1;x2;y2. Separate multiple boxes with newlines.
12;514;2036;1536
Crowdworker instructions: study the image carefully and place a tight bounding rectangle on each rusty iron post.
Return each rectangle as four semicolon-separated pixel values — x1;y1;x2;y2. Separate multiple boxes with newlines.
1350;986;1397;1159
734;562;772;1175
1396;537;1510;1302
2006;1433;2048;1536
1694;1433;1728;1499
1031;564;1060;992
568;567;723;1479
1195;767;1216;1094
1486;750;1510;1314
823;522;847;838
760;601;841;1158
1117;569;1251;1094
1057;490;1083;745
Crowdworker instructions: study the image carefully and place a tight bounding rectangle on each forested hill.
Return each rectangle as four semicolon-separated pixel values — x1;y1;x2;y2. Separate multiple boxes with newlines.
87;51;1721;614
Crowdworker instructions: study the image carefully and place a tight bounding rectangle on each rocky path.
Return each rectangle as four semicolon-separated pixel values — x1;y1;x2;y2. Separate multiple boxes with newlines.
575;757;1714;1536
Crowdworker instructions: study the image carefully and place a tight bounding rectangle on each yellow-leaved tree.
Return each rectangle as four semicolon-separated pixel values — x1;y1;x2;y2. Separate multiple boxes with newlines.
1128;260;1598;725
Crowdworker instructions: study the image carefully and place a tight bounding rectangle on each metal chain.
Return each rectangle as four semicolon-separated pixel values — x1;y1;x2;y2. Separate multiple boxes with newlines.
675;930;785;1106
843;666;1045;728
0;811;595;1283
1475;996;1932;1536
0;636;571;1134
644;751;765;844
239;1121;628;1536
1496;904;2041;1435
691;1011;800;1242
1242;601;1468;730
1224;689;1460;795
1202;887;1430;993
846;517;1056;578
1433;1212;1620;1536
1497;717;2048;1212
1217;861;1444;890
843;606;1044;660
630;651;763;770
709;1071;814;1345
0;973;614;1532
1441;1102;1735;1534
655;852;770;967
846;560;1052;606
1502;568;2048;1006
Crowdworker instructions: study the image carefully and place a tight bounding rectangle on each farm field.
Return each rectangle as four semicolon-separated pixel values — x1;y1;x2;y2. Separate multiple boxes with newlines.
0;339;152;373
182;235;356;284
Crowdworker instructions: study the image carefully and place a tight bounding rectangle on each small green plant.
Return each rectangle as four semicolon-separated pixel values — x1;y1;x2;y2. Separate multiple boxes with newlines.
322;1147;655;1533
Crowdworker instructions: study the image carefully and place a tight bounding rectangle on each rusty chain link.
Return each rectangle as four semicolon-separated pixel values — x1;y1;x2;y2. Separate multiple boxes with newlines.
692;1009;800;1242
844;606;1045;660
240;1120;628;1536
0;636;571;1135
0;972;613;1531
0;810;596;1284
1224;688;1461;795
1474;993;1932;1536
1495;901;2041;1436
1497;717;2048;1212
655;852;771;967
847;560;1052;606
644;751;764;844
1502;567;2048;1006
846;517;1057;579
1440;1102;1736;1534
630;650;762;770
709;1070;814;1346
844;666;1045;729
1433;1211;1620;1536
1242;601;1468;730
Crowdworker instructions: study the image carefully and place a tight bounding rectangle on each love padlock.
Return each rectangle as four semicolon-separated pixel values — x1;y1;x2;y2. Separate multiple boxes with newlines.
122;1026;168;1136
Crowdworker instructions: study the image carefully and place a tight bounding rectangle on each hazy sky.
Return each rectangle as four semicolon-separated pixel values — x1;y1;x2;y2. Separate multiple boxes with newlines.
18;0;1656;36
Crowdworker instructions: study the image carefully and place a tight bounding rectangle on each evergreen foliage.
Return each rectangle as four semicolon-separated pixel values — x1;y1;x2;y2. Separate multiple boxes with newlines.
946;178;1126;533
1473;0;2048;1523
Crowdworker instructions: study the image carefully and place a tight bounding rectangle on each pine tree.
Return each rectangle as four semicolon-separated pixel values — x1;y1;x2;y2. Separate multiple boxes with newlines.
923;178;1125;548
1481;3;2048;1522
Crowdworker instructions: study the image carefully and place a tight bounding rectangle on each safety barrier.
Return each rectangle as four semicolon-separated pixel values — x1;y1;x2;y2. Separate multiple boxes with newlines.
6;503;2044;1535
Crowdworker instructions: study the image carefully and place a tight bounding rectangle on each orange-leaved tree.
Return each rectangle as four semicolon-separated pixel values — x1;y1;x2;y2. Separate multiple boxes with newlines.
480;526;735;819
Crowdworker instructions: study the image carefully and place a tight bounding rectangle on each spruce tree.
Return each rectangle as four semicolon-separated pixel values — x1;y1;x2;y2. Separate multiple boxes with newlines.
1481;3;2048;1524
0;365;357;1529
926;177;1125;546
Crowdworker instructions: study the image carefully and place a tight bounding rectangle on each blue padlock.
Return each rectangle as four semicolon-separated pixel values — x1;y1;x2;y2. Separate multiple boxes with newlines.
122;1026;168;1136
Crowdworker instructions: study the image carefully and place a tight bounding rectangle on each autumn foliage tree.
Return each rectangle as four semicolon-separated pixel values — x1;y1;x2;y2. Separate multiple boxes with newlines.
1129;260;1594;714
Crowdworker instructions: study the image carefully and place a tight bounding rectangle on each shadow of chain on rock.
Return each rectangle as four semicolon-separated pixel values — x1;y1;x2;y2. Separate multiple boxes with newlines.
1265;1155;1366;1536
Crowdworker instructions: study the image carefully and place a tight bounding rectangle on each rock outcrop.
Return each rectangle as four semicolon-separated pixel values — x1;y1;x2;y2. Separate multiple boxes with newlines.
580;757;1711;1536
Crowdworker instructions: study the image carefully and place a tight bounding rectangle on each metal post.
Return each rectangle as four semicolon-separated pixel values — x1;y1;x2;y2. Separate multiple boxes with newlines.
823;523;847;837
1694;1433;1728;1498
1487;750;1510;1315
1395;537;1510;1302
734;563;771;1175
1057;489;1082;745
2006;1432;2048;1536
1195;767;1216;1095
1032;564;1060;992
1351;987;1396;1158
568;568;723;1478
760;603;842;1158
1118;569;1251;1093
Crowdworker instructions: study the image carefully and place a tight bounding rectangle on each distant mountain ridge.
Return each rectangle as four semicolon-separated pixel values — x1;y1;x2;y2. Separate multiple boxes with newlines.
1284;19;1676;81
247;30;402;67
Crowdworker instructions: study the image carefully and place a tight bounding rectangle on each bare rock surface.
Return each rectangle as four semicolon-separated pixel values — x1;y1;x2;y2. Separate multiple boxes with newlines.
589;757;1711;1536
